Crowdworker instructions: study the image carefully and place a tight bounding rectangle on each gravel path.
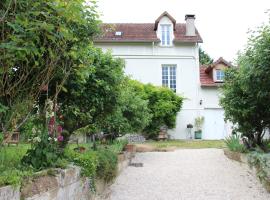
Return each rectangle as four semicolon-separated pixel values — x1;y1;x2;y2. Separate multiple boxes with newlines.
106;149;270;200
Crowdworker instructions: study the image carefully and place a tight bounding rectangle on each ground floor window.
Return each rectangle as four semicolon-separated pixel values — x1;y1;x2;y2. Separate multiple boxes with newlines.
162;65;176;92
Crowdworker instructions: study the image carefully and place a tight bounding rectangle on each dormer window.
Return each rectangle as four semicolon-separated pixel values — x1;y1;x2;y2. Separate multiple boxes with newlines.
215;69;225;82
161;25;171;46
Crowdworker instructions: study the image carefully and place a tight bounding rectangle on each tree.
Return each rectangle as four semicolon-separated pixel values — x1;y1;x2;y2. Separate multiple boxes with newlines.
141;84;183;139
199;47;213;65
58;48;125;135
100;79;152;135
0;0;100;132
220;22;270;150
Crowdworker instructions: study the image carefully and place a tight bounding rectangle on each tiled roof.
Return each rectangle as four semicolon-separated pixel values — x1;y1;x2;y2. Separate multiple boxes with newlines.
95;23;203;43
200;66;218;87
200;57;232;87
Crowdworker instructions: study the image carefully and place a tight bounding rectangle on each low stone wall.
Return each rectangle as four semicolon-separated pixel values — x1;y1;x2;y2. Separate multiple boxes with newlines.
0;152;132;200
223;148;248;163
223;149;257;178
0;185;20;200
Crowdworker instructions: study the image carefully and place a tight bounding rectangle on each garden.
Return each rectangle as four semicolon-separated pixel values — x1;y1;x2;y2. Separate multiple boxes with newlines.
0;0;183;194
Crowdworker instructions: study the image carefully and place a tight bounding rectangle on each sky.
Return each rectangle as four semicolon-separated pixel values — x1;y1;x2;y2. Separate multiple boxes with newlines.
96;0;270;62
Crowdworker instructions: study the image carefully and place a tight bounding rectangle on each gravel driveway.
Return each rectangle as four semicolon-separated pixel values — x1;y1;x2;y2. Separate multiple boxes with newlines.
106;149;270;200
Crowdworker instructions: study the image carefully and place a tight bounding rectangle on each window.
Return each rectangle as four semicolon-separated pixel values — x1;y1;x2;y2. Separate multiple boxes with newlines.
161;25;171;46
215;69;225;82
162;65;176;92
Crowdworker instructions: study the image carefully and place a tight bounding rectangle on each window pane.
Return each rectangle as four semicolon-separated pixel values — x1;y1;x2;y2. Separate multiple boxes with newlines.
162;66;169;87
161;25;171;46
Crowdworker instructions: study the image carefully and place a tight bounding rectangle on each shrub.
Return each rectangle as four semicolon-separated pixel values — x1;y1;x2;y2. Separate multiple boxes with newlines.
225;134;247;153
64;145;119;183
108;139;128;154
141;84;183;139
21;131;65;170
96;150;118;182
64;147;98;178
248;152;270;191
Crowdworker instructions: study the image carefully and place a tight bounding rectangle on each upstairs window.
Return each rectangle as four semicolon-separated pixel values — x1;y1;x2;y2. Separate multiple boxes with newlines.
161;25;171;46
215;69;225;82
162;65;176;92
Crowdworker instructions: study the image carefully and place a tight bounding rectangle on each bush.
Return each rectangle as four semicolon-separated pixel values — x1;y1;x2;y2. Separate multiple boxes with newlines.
21;131;65;170
96;150;118;182
142;84;183;139
108;139;128;154
64;144;119;183
248;152;270;191
64;146;98;178
225;134;247;153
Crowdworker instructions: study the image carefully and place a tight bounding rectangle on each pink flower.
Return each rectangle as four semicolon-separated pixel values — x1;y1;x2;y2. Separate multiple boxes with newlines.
57;135;64;142
49;116;55;125
57;125;63;133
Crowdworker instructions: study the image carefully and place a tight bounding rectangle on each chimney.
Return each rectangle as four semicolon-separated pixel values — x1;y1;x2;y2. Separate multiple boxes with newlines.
185;14;196;36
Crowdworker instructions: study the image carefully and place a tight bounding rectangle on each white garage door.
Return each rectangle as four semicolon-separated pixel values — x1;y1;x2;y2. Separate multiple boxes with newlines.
202;109;231;139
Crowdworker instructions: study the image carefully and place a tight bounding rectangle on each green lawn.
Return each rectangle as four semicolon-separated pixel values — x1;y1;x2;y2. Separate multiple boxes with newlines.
146;140;225;149
0;144;30;168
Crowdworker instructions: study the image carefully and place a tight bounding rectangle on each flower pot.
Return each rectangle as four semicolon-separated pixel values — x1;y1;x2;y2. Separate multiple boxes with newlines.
125;144;136;153
194;130;202;139
74;146;86;153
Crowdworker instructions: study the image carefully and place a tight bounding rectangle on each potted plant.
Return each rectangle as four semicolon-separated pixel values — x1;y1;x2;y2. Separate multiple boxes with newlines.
194;116;204;139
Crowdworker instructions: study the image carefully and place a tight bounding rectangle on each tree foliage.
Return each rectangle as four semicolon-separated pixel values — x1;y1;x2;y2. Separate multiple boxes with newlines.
220;21;270;149
58;48;125;134
0;0;100;132
100;79;152;135
140;84;183;139
199;47;213;65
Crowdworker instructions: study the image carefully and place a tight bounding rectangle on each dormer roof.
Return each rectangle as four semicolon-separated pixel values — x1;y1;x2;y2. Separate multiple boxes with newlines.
200;57;232;87
154;11;176;31
205;57;232;73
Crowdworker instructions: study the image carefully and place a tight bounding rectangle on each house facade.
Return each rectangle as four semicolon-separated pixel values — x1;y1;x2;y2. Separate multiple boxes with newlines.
94;12;232;139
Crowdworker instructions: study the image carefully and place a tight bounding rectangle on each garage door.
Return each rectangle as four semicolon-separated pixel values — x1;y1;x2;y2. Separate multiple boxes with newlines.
202;109;231;139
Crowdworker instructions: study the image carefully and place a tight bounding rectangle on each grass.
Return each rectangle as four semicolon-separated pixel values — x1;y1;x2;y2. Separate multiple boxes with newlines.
0;144;32;186
0;144;30;168
146;140;225;149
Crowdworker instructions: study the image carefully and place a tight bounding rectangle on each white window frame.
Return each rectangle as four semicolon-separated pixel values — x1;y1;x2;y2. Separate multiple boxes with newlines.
162;65;177;92
214;69;225;82
160;24;172;46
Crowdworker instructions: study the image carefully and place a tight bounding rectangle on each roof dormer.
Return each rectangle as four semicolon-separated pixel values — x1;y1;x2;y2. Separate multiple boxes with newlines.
154;11;176;31
155;11;176;46
201;57;232;86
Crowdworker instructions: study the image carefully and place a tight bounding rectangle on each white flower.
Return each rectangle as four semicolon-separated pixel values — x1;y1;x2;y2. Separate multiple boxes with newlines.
33;136;41;143
48;137;52;141
54;138;57;142
32;127;37;134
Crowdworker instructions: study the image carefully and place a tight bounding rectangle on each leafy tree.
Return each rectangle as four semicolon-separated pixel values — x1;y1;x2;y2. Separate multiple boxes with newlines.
58;48;125;134
199;47;213;65
220;22;270;150
141;84;183;139
100;79;152;135
0;0;100;132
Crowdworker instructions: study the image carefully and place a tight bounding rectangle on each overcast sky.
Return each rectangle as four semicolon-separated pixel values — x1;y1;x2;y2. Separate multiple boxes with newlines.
96;0;270;62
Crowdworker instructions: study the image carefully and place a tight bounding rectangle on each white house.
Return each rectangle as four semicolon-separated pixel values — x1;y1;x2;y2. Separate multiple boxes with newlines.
94;12;232;139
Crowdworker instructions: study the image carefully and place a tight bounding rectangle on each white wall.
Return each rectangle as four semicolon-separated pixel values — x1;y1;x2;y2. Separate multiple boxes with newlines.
200;87;222;109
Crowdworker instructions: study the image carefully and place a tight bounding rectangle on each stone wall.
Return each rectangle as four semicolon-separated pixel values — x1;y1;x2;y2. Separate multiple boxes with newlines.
0;152;132;200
